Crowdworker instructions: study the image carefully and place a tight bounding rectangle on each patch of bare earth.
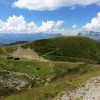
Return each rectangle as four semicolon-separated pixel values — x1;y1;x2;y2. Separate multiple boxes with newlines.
12;47;48;61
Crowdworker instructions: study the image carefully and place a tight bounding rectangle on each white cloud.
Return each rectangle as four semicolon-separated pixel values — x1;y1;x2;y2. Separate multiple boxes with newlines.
0;15;65;34
83;12;100;31
72;24;77;28
36;21;56;33
13;0;100;11
36;21;64;33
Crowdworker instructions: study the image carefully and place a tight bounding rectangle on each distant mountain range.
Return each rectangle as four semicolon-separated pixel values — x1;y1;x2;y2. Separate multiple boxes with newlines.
1;31;100;46
0;33;62;46
78;31;100;41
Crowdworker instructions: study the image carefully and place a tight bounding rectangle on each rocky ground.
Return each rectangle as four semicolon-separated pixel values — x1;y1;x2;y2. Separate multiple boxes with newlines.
59;76;100;100
0;69;53;92
0;70;29;90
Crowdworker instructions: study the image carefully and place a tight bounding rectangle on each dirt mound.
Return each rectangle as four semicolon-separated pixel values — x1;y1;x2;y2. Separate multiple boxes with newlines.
12;47;47;61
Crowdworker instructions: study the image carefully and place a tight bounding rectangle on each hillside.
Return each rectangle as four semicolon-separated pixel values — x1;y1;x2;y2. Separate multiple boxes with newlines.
1;36;100;62
0;36;100;100
22;36;100;62
2;61;100;100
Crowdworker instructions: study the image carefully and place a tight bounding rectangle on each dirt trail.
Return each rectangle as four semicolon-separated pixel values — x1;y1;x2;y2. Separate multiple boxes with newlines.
12;46;48;61
59;76;100;100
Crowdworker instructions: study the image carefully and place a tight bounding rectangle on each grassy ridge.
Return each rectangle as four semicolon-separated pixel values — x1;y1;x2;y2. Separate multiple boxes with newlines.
24;36;100;62
1;36;100;62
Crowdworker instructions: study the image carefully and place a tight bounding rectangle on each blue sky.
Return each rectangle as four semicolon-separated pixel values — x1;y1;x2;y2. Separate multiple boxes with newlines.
0;0;100;35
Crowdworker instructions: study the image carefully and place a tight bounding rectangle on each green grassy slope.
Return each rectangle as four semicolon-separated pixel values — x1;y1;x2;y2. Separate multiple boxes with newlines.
0;57;52;97
0;60;52;78
23;36;100;62
3;62;100;100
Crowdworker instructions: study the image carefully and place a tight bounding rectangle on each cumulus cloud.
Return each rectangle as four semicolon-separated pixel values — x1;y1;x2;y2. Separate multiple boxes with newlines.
13;0;100;11
0;15;64;34
0;15;37;33
83;12;100;31
36;21;64;33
